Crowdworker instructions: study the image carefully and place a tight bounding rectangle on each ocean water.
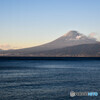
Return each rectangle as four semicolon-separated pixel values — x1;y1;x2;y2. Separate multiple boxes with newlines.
0;59;100;100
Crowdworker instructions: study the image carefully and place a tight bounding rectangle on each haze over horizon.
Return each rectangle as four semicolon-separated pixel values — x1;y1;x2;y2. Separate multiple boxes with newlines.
0;0;100;50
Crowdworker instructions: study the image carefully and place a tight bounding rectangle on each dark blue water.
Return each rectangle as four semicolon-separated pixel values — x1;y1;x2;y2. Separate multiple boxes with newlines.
0;59;100;100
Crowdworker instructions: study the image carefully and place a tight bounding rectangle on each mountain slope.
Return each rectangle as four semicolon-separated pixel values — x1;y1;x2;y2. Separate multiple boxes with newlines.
24;43;100;57
0;43;100;57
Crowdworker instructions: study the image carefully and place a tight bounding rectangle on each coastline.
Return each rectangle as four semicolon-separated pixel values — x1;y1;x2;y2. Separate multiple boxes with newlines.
0;56;100;60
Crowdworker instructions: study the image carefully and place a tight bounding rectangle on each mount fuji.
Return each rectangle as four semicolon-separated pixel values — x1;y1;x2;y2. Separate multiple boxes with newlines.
0;30;100;57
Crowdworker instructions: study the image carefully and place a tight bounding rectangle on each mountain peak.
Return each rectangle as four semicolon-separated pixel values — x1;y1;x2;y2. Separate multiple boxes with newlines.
62;30;85;40
63;30;81;37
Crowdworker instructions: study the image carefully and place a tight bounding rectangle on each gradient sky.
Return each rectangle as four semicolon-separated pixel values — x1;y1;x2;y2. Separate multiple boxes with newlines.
0;0;100;50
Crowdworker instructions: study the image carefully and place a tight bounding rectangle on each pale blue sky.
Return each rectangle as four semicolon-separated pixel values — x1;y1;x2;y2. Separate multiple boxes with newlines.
0;0;100;49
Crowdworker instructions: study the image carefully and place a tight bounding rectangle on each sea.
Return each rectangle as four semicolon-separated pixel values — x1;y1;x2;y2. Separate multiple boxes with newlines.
0;57;100;100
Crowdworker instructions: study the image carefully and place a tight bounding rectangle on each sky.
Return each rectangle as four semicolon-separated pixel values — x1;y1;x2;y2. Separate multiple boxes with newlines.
0;0;100;50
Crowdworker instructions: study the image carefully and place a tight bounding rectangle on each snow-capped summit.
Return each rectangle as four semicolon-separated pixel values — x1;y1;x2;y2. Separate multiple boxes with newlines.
62;31;87;40
63;31;80;37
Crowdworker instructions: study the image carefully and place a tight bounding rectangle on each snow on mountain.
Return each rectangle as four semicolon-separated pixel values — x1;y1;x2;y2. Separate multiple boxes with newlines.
62;31;90;40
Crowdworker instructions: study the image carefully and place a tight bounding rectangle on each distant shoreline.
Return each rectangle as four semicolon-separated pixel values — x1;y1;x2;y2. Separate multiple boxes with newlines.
0;56;100;60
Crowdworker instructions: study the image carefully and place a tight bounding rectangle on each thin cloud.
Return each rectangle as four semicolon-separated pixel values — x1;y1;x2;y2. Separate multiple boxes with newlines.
0;44;18;50
0;44;11;50
89;33;96;38
88;33;100;41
